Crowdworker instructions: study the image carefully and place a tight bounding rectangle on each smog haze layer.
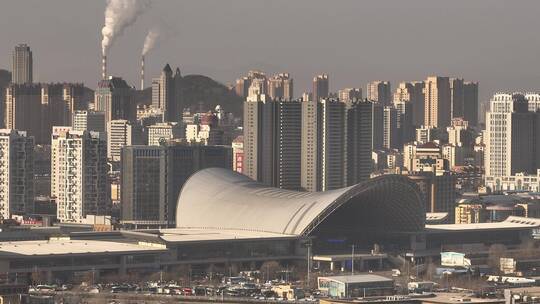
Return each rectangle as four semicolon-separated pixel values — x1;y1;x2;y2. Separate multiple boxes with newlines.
1;0;540;102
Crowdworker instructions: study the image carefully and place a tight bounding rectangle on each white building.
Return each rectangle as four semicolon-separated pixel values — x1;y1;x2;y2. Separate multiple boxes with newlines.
525;93;540;112
147;122;183;146
484;93;539;187
0;129;34;219
185;124;223;145
415;125;436;144
51;127;110;223
107;119;142;162
485;170;540;192
338;88;362;102
72;110;106;134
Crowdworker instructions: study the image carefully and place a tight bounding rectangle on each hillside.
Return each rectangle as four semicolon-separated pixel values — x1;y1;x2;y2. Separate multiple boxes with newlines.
180;74;242;115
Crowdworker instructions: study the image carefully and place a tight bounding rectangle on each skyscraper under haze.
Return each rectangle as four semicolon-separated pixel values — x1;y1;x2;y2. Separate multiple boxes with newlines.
367;81;391;105
424;76;451;128
12;44;33;84
312;74;329;102
450;78;464;120
346;100;373;185
95;77;136;127
301;98;346;191
485;93;540;181
339;88;362;102
268;73;293;101
383;106;398;149
243;84;302;189
393;81;425;126
463;82;479;126
4;83;41;142
151;64;183;122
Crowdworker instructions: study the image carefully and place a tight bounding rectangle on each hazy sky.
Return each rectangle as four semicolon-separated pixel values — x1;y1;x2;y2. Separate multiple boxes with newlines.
1;0;540;102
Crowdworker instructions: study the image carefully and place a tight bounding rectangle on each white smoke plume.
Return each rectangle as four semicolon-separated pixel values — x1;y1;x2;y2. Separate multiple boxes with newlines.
101;0;150;55
142;28;160;56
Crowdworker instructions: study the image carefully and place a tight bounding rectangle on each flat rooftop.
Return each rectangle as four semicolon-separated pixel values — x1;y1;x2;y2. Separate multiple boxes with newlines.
423;293;504;304
319;274;393;284
426;216;540;233
159;228;298;243
0;239;166;258
313;253;387;262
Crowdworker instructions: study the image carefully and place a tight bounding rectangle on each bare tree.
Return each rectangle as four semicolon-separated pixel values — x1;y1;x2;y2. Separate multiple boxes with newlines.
487;243;507;273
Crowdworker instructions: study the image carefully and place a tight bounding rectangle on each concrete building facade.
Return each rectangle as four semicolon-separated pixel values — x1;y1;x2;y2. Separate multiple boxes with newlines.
0;129;34;220
95;77;135;127
11;44;32;84
367;81;392;105
301;99;346;191
51;127;110;223
424;76;451;128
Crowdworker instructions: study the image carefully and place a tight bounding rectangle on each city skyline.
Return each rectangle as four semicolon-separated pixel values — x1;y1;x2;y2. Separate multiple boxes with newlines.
2;0;540;102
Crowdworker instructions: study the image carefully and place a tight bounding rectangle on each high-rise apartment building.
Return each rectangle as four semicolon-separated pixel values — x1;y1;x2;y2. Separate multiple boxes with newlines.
5;83;87;144
463;82;479;127
107;119;142;162
367;81;391;105
121;144;231;226
12;44;33;84
72;111;106;134
393;81;425;126
151;64;183;122
62;83;87;125
313;74;329;102
5;84;41;143
371;102;384;150
301;99;346;191
484;93;540;190
235;77;251;98
338;88;362;102
243;87;302;189
424;76;451;128
383;106;398;149
526;93;540;112
51;127;110;223
268;73;293;101
394;100;414;146
95;77;135;127
346;100;373;185
121;146;168;225
234;70;267;98
449;78;464;120
0;129;34;219
40;83;71;143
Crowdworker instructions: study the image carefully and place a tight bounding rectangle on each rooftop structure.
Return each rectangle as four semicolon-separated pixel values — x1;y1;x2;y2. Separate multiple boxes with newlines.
176;168;425;238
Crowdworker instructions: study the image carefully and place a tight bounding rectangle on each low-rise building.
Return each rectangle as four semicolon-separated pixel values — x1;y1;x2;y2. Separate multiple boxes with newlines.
318;274;394;298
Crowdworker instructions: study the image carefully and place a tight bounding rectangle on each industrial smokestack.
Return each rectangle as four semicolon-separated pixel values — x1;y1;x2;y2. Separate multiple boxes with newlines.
102;54;107;80
101;0;150;57
140;55;145;90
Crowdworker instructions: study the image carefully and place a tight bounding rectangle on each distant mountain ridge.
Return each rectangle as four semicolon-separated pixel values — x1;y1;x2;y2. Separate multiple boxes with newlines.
135;74;242;116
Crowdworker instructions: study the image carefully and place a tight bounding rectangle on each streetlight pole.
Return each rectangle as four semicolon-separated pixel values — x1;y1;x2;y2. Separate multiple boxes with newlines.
351;245;355;275
307;240;311;289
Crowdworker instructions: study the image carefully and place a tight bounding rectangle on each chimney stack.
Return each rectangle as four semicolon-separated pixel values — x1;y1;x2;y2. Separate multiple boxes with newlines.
140;55;145;90
102;55;107;80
